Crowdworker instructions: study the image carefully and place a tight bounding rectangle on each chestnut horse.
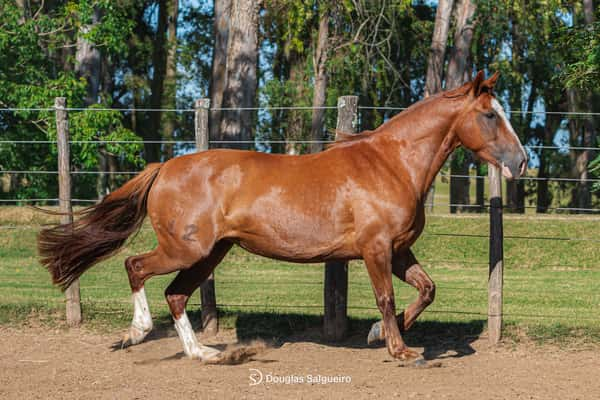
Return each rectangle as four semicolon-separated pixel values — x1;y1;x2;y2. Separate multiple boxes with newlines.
39;71;526;362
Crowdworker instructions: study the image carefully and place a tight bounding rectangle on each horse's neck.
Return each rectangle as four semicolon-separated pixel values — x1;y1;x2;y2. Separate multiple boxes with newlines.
375;100;462;200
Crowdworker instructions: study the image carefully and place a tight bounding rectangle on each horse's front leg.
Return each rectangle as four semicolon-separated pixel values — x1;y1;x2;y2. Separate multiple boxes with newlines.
367;249;435;344
362;239;420;360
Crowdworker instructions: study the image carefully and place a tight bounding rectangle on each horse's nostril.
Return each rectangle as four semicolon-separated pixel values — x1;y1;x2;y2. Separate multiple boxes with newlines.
519;159;526;177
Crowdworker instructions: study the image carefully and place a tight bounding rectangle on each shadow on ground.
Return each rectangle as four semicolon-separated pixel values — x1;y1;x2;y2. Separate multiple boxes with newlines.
110;309;484;361
233;311;484;361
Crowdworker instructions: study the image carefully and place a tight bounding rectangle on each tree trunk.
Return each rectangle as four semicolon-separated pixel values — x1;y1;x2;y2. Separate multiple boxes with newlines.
504;7;530;214
285;50;307;155
446;0;476;213
423;0;455;211
475;160;485;211
310;5;329;154
75;8;106;197
146;0;169;163
583;0;594;25
15;0;30;23
219;0;259;150
449;151;471;213
567;90;596;213
569;1;596;213
424;0;454;97
445;0;476;90
162;0;179;160
536;120;558;213
209;0;232;146
75;10;102;106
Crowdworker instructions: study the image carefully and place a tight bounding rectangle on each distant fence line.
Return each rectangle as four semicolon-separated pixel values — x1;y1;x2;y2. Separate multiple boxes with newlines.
0;139;598;152
1;105;600;116
2;169;599;185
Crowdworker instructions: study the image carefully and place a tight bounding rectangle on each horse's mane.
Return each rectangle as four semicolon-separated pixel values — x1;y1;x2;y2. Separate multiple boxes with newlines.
326;82;472;150
325;129;376;148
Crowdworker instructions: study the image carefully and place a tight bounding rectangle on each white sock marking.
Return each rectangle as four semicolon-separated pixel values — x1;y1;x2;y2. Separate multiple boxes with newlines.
128;287;153;344
174;311;221;360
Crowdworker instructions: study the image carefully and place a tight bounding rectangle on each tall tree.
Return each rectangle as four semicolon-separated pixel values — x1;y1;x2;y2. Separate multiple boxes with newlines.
446;0;476;213
424;0;455;210
284;45;309;155
209;0;232;144
219;0;260;149
424;0;454;97
75;10;102;106
568;0;596;212
74;7;106;196
162;0;179;160
146;0;169;162
309;2;330;154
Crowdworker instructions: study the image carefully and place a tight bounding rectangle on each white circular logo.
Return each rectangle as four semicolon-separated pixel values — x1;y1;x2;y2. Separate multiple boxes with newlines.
249;368;263;386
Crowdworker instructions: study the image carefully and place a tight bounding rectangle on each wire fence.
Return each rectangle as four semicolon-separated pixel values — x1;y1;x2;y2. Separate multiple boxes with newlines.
2;105;600;115
1;104;599;330
0;137;597;151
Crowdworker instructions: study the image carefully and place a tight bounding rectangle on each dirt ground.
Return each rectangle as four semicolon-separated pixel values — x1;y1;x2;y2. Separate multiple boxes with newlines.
1;325;599;400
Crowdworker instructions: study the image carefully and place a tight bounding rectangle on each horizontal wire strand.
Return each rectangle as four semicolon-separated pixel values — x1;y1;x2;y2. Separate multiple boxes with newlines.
0;105;598;115
0;140;596;151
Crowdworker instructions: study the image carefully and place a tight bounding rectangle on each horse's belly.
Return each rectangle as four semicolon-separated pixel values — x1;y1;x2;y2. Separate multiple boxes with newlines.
228;219;357;262
235;237;358;263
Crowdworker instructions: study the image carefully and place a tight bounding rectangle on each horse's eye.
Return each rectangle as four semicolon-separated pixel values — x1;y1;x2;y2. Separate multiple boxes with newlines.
485;112;496;119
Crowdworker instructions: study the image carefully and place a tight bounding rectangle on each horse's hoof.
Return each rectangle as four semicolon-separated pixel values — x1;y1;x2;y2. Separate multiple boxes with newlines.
199;347;223;364
391;347;420;361
398;348;421;361
367;321;384;345
120;326;148;349
120;332;134;349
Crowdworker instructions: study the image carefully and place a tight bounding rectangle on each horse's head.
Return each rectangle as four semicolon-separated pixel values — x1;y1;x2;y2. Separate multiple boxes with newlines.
452;71;527;180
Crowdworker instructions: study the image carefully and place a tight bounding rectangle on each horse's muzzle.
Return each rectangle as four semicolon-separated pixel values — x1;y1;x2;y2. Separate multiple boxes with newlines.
501;153;527;180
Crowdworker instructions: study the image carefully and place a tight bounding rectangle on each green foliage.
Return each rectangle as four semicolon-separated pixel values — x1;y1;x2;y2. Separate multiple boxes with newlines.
0;1;142;201
0;0;597;208
590;156;600;193
557;21;600;91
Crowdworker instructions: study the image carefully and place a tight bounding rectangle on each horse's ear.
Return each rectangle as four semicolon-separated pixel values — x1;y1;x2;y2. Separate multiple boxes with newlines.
469;70;485;97
480;71;500;94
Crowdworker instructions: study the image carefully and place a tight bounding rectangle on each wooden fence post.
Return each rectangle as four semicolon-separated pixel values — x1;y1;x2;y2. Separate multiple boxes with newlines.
323;95;358;341
195;98;218;335
488;164;503;344
55;97;82;327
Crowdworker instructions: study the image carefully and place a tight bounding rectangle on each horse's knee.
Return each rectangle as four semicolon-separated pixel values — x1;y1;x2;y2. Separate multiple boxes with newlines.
422;282;436;305
165;291;188;320
125;256;146;291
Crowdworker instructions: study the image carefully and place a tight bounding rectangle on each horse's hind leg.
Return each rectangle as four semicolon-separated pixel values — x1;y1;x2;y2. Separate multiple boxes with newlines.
122;248;185;347
165;240;232;360
368;250;435;344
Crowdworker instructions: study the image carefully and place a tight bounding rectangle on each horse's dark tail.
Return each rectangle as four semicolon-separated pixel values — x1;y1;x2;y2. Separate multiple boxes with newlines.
38;163;162;291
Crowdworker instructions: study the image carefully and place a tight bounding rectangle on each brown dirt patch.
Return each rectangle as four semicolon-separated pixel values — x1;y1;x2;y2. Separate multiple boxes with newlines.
1;325;599;399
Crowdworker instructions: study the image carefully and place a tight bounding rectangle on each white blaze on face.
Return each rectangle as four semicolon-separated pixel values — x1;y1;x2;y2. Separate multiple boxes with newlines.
491;98;527;177
174;311;221;361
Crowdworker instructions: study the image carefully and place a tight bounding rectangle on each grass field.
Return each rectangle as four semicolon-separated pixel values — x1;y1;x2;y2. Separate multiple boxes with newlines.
0;205;599;344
